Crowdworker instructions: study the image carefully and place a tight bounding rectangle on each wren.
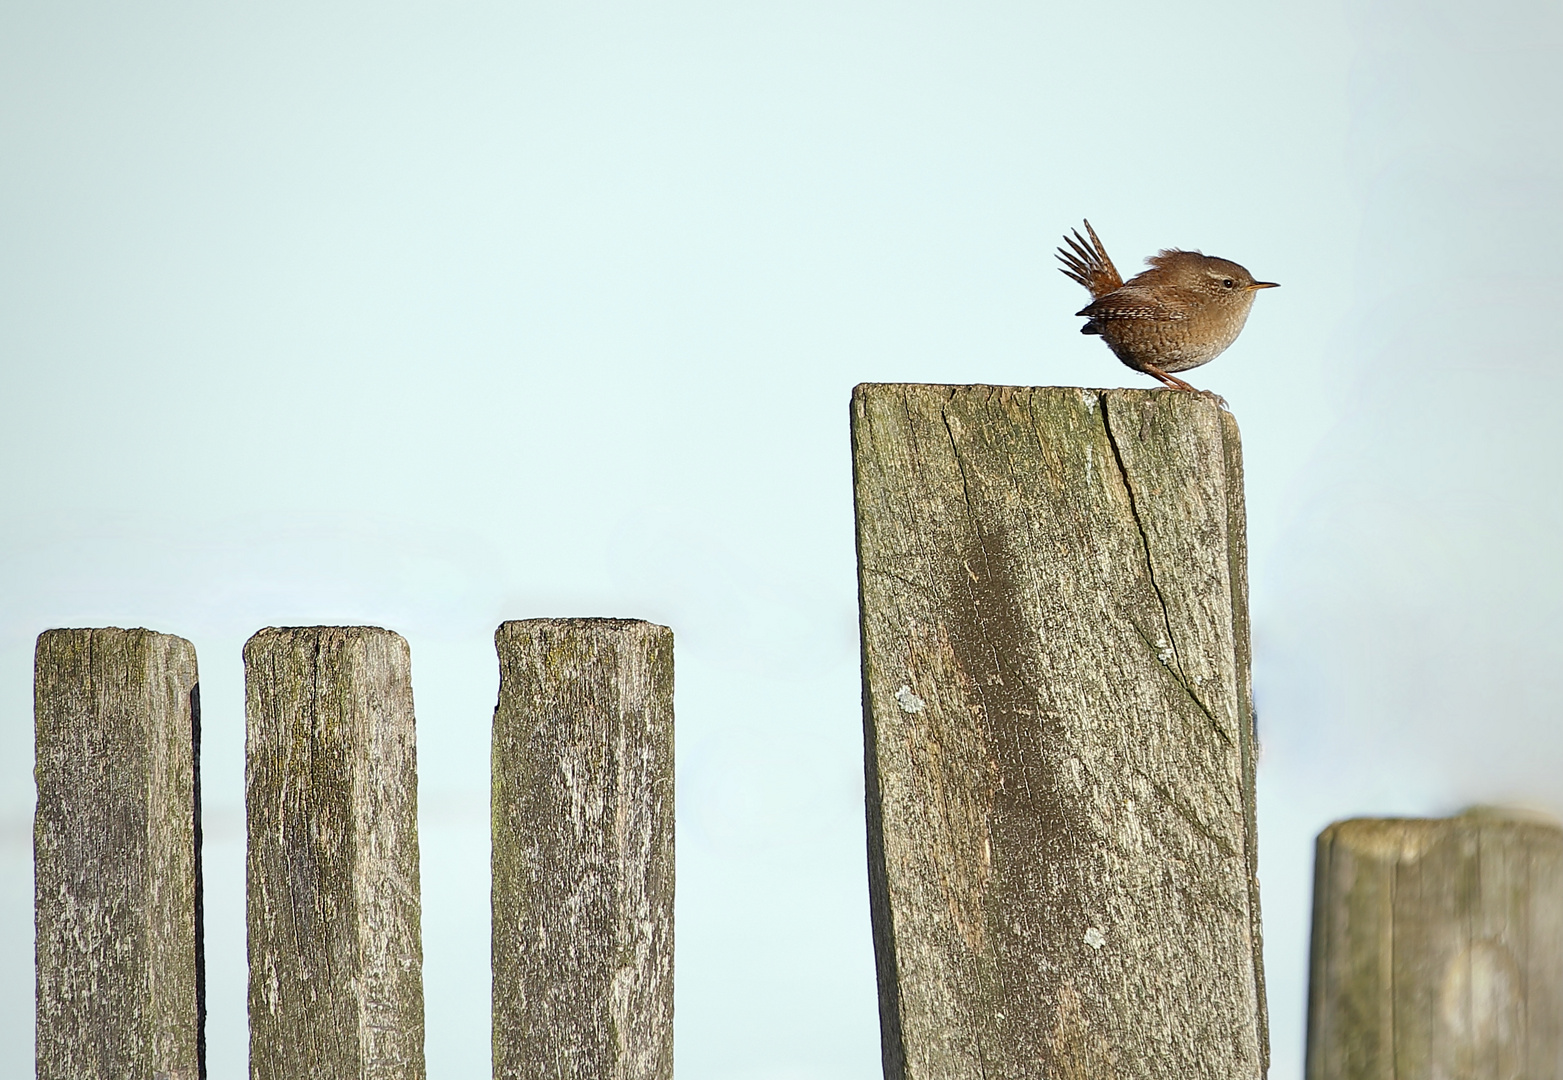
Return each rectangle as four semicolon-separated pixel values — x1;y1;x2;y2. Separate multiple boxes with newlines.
1057;220;1277;392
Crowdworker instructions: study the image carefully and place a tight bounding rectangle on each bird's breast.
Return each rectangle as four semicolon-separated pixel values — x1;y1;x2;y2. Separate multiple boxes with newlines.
1099;299;1255;372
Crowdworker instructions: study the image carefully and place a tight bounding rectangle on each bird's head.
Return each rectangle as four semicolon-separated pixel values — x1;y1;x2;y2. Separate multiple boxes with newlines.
1146;250;1279;306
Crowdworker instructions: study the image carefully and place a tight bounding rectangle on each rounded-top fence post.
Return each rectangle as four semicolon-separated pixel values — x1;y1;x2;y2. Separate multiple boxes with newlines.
243;626;425;1080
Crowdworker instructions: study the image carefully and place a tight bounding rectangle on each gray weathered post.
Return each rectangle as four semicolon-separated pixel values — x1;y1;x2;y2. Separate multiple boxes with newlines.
244;626;424;1080
491;619;674;1080
1306;811;1563;1080
34;627;203;1080
852;384;1266;1079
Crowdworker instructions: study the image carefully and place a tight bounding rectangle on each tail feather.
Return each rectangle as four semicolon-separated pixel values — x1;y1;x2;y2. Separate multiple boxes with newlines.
1055;219;1122;299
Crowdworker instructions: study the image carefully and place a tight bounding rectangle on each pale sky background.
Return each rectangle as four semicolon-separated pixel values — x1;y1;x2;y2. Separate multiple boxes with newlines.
2;1;1561;1077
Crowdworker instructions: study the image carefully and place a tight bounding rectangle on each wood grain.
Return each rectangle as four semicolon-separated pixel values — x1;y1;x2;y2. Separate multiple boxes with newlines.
491;619;674;1080
1307;811;1563;1080
852;384;1265;1080
244;626;424;1080
34;627;202;1080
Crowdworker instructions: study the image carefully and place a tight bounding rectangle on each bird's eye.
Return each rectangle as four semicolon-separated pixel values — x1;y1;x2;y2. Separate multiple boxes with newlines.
1222;278;1235;289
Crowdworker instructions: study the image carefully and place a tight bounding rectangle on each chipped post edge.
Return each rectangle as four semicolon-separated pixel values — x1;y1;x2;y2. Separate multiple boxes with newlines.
849;398;911;1080
1220;408;1268;1072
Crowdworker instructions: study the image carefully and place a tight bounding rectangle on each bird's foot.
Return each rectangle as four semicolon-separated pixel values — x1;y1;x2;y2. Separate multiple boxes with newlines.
1142;366;1229;410
1143;366;1200;394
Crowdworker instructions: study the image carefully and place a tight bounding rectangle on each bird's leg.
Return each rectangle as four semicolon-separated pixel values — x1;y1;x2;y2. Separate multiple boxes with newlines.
1141;365;1199;393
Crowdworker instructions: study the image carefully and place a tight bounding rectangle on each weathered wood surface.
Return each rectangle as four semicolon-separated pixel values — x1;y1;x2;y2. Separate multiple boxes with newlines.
34;627;202;1080
1307;811;1563;1080
244;627;424;1080
852;384;1265;1080
492;619;674;1080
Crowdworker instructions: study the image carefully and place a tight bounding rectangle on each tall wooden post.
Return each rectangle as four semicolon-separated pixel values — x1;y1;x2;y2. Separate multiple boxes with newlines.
244;626;425;1080
852;384;1266;1079
33;627;203;1080
491;619;675;1080
1307;811;1563;1079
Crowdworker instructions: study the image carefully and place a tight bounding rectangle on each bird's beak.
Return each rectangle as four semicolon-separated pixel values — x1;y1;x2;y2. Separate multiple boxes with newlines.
1249;281;1280;290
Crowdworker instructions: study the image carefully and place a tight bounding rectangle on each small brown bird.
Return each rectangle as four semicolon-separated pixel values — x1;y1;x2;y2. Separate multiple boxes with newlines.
1057;220;1277;392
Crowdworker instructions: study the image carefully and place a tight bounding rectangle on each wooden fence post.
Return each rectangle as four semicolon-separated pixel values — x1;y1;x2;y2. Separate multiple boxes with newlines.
1306;811;1563;1079
491;619;674;1080
244;626;424;1080
851;384;1266;1079
33;627;203;1080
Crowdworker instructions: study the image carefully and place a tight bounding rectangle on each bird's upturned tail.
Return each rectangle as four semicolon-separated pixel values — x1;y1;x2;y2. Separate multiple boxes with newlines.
1056;220;1122;299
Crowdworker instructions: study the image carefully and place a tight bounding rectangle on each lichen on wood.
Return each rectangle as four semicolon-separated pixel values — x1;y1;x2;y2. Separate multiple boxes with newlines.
852;384;1265;1080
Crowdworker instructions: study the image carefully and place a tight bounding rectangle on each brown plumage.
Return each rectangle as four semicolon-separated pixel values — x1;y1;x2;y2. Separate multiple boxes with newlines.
1056;220;1277;392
